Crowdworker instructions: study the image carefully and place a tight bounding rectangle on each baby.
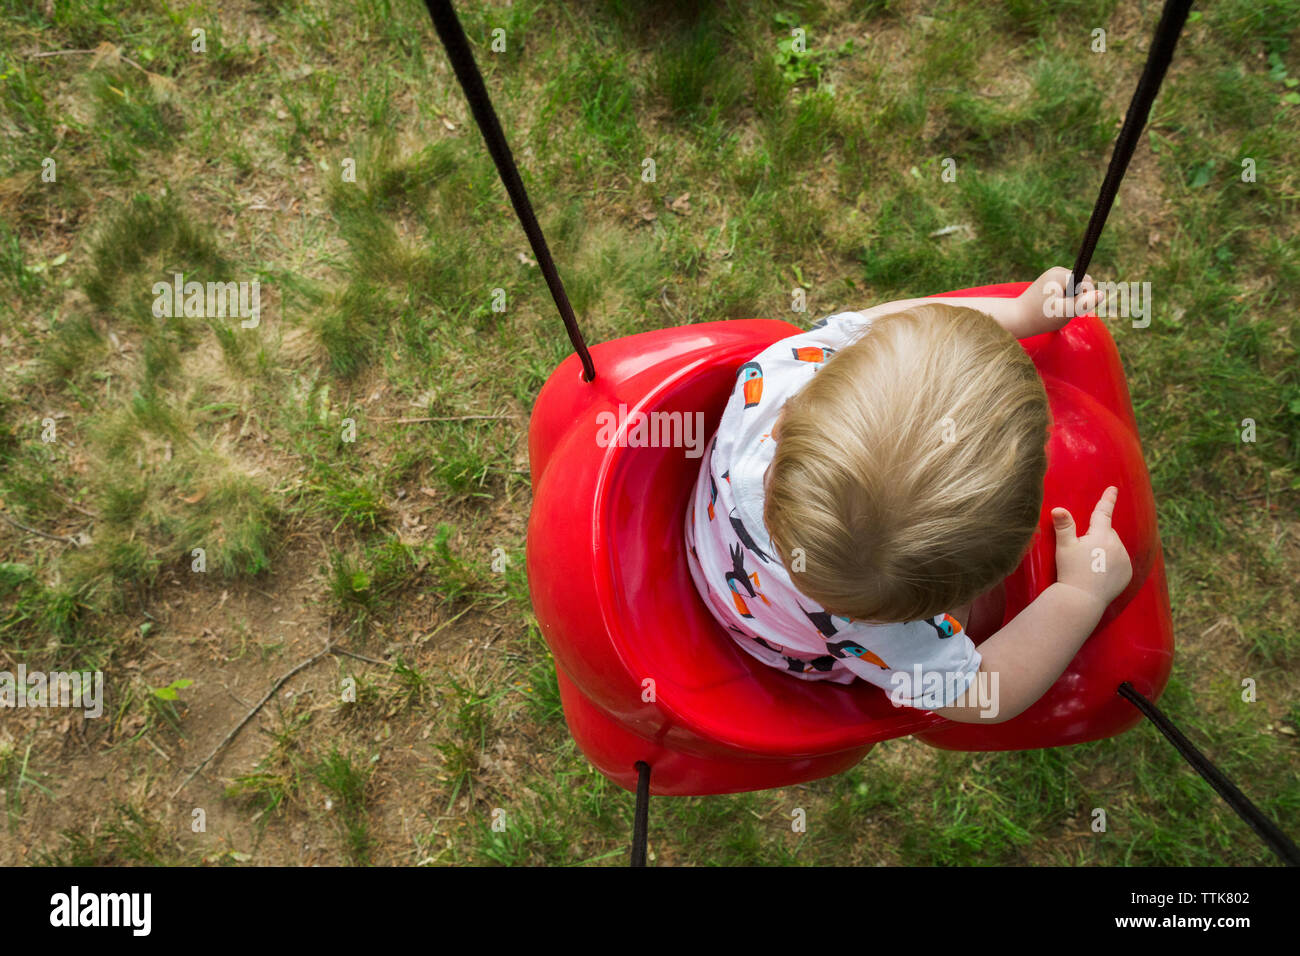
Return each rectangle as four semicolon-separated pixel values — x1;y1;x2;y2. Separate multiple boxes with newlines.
685;267;1133;722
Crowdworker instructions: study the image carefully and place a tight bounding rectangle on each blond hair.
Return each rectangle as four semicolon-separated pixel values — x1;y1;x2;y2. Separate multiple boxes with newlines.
763;303;1050;622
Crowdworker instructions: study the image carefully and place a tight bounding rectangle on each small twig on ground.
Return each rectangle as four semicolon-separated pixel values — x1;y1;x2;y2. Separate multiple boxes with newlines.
220;683;253;709
28;48;97;58
332;647;387;666
28;47;150;74
418;605;476;645
660;286;684;323
170;626;390;798
52;493;98;518
171;624;335;798
370;414;508;424
142;735;172;762
0;512;81;545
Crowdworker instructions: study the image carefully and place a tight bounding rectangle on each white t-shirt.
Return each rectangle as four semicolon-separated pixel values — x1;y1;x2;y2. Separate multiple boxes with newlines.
684;311;982;709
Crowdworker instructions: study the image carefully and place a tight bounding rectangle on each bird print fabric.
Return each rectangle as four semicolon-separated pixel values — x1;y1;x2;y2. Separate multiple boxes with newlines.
684;311;984;709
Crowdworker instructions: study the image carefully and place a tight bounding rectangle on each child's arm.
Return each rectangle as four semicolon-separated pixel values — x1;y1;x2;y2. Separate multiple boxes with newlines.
853;267;1106;339
932;487;1134;724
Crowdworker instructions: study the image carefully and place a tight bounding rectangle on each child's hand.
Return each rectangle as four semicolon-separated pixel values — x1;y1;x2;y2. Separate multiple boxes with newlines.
1051;486;1133;611
1020;267;1106;334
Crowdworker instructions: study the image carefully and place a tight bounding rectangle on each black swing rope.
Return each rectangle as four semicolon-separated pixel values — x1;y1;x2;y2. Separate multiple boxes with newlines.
631;761;651;867
1070;0;1194;290
421;0;596;382
1119;684;1300;866
423;0;1297;866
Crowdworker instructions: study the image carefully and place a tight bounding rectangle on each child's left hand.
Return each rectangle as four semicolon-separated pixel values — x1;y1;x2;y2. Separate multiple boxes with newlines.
1019;267;1106;334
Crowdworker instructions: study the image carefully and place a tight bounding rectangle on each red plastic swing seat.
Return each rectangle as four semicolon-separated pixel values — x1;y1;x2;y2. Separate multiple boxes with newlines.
526;282;1174;796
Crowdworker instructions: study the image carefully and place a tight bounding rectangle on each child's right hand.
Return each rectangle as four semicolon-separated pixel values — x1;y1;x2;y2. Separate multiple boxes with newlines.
1051;486;1133;610
1020;266;1107;335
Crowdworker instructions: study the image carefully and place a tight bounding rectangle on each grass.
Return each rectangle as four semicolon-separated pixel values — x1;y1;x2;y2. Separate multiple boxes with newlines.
434;676;496;811
1;738;53;830
312;747;375;865
36;803;188;866
325;538;419;633
0;0;1297;866
225;703;314;828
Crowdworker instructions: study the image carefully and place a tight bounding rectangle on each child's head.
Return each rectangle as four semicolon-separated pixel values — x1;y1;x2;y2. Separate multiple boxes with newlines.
764;303;1050;622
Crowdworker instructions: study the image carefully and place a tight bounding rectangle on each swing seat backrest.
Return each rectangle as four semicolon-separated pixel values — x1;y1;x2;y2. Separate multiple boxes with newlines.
526;283;1174;790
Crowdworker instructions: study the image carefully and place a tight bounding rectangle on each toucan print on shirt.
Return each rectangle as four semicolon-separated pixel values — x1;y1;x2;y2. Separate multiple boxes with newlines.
738;361;763;408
